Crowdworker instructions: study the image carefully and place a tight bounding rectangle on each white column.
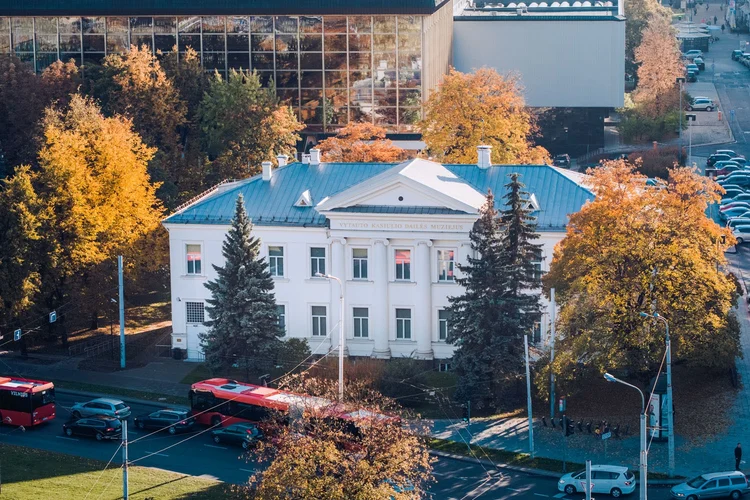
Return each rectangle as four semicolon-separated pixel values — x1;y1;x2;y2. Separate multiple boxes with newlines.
415;240;433;359
330;238;346;355
457;241;473;280
371;239;390;358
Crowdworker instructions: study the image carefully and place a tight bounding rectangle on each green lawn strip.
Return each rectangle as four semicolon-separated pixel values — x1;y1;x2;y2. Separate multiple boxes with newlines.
0;443;244;500
54;380;188;407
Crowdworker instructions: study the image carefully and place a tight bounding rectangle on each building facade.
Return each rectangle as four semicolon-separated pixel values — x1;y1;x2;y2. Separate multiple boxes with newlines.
0;0;453;133
163;150;593;361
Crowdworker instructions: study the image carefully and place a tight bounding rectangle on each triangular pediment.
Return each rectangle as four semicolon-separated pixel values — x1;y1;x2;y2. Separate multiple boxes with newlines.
316;158;485;214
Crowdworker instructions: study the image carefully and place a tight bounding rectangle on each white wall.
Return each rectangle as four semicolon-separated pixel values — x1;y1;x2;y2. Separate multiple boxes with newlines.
453;18;626;108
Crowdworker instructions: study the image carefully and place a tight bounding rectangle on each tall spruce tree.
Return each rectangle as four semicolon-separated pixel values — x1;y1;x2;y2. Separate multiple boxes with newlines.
448;175;542;409
201;194;282;376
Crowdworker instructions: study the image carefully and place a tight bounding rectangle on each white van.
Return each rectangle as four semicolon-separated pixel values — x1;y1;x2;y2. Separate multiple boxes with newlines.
558;465;636;497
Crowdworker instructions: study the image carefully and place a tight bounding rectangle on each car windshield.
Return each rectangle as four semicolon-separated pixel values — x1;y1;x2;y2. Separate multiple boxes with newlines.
32;388;55;409
110;419;122;428
687;475;707;488
114;403;128;410
625;471;635;480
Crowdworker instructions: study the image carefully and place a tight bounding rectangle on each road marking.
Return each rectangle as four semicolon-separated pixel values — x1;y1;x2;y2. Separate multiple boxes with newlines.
554;494;567;498
508;488;523;492
144;450;169;457
535;494;551;498
239;468;256;473
204;444;228;450
55;436;79;441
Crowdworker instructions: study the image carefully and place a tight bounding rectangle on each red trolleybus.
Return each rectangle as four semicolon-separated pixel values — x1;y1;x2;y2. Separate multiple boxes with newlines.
0;377;56;427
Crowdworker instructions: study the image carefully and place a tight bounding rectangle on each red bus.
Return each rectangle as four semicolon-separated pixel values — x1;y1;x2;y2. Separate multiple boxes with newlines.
0;377;56;427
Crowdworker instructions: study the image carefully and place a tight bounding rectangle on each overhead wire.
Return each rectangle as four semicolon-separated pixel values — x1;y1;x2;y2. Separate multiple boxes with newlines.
83;442;123;500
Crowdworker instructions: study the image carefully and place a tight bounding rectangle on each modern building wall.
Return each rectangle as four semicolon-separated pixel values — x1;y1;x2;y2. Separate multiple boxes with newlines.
453;17;625;108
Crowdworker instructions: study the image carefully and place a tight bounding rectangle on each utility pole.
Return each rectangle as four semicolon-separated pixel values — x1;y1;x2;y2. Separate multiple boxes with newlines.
585;460;592;500
677;77;685;163
550;288;556;419
118;256;126;369
524;334;534;458
122;419;129;500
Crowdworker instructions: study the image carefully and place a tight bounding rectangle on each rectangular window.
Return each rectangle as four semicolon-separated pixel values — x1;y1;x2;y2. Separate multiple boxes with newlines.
529;312;543;344
310;247;326;277
311;305;327;336
438;309;450;341
186;302;204;324
186;244;202;275
532;247;544;279
395;249;411;281
269;246;284;277
352;248;368;280
353;307;369;338
276;305;286;332
439;362;452;372
396;309;411;339
437;249;455;282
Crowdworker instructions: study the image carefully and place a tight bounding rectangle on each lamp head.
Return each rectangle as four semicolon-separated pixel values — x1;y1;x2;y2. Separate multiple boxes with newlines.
604;372;617;383
639;312;650;318
653;312;661;318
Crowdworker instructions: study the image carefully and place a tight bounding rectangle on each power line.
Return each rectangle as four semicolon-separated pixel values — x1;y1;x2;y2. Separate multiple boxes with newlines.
83;443;123;500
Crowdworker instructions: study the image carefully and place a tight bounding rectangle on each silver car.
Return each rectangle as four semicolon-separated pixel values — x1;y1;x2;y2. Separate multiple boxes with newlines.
70;397;131;420
670;471;749;500
688;98;715;111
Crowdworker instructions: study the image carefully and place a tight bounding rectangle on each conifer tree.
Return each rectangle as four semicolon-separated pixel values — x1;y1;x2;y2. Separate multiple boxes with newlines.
201;195;283;376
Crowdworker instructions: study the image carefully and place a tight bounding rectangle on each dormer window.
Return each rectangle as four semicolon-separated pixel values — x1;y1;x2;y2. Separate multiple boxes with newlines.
525;193;540;212
295;189;313;207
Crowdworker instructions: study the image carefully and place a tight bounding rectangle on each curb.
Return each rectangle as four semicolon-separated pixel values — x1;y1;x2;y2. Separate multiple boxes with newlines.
56;388;189;411
429;450;684;486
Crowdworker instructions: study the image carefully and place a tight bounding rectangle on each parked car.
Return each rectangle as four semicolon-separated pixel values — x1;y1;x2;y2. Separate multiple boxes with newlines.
686;63;700;75
731;157;749;167
688;98;715;111
552;154;571;168
683;49;703;60
70;398;131;420
726;193;750;204
670;471;749;500
733;49;743;60
742;53;750;66
720;201;750;212
134;409;195;435
558;465;636;498
694;57;705;70
716;164;743;176
726;210;750;222
708;153;733;167
687;71;698;82
733;225;750;245
62;416;122;441
718;184;745;193
728;218;750;229
717;150;743;158
722;189;748;202
211;423;262;450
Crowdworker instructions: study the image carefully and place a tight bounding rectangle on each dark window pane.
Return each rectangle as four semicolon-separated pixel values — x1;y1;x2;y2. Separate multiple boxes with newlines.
300;52;321;70
228;16;250;33
154;17;176;34
348;34;371;52
178;34;200;51
324;52;347;71
299;34;321;52
59;34;81;51
349;52;371;70
154;34;176;52
227;34;248;51
203;34;225;51
324;16;347;33
36;53;58;72
300;71;322;88
276;71;298;88
301;106;322;124
83;53;104;66
177;16;201;34
325;71;347;88
350;71;371;88
326;106;348;125
251;16;273;33
374;88;397;107
60;53;80;65
325;89;348;108
348;16;372;33
15;52;33;64
374;107;397;127
275;16;298;33
373;16;396;33
324;34;347;52
35;34;58;52
13;33;33;52
256;71;273;86
251;34;274;52
202;16;225;33
130;17;153;33
228;52;249;70
107;17;128;33
83;35;104;52
275;34;297;52
276;52;298;70
277;88;298;105
251;53;273;69
203;52;225;70
132;35;152;50
300;16;322;33
351;106;374;123
35;17;57;33
301;89;322;106
58;17;81;33
107;34;128;53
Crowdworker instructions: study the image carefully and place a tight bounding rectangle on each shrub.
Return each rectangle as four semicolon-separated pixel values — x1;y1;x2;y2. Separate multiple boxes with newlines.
628;145;684;179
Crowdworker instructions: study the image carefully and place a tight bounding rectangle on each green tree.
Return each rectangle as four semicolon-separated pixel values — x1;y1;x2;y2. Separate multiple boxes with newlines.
201;194;283;376
198;69;303;181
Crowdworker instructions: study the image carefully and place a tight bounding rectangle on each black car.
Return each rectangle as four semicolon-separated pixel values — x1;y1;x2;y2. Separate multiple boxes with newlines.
552;154;571;168
211;423;262;450
733;49;744;61
63;416;122;441
686;70;697;82
708;153;733;167
134;409;195;435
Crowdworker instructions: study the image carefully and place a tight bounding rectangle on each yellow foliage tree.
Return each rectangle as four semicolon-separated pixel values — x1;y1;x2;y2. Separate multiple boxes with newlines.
316;122;407;163
633;16;683;118
543;161;739;387
419;68;549;165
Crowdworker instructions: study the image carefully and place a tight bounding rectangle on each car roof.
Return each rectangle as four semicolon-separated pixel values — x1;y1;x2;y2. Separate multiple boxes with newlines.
90;398;125;404
717;150;737;154
228;423;257;429
589;465;629;472
702;471;746;479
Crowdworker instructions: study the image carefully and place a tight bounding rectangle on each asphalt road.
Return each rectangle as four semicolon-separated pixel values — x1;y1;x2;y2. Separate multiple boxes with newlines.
0;390;676;499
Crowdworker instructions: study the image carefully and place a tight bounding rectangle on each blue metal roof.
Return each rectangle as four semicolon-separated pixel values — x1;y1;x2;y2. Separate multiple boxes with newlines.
164;161;593;231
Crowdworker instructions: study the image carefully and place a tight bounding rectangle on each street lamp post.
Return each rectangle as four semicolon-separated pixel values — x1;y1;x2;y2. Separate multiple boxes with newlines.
640;311;675;478
604;373;647;500
676;77;685;162
686;113;696;167
317;272;345;401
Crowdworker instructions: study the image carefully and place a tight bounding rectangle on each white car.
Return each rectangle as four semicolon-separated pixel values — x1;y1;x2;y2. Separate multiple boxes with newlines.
70;397;131;420
683;49;703;60
688;98;714;111
734;225;750;244
558;465;636;498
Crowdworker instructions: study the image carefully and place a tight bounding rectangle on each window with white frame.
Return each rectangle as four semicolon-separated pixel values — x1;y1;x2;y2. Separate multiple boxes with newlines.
437;249;455;282
531;247;544;279
352;248;368;280
353;307;369;338
186;302;204;324
439;362;452;372
310;247;326;277
395;249;411;281
396;308;412;339
276;305;286;332
186;244;202;275
311;305;327;336
269;246;284;277
438;309;451;341
531;313;542;344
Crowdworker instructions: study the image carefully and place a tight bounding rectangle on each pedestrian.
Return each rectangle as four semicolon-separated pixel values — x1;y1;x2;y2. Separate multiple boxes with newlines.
722;23;726;32
736;443;742;471
715;15;718;24
707;2;710;10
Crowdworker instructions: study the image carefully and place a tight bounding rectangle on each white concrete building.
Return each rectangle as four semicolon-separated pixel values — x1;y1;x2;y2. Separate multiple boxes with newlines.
163;149;593;361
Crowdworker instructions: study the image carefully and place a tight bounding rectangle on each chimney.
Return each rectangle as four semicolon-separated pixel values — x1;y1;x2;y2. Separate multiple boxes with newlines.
302;154;311;164
276;154;289;167
262;161;273;181
477;145;492;169
310;148;321;165
618;0;624;17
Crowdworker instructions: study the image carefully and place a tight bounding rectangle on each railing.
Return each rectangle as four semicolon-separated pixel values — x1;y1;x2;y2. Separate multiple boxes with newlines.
167;178;236;217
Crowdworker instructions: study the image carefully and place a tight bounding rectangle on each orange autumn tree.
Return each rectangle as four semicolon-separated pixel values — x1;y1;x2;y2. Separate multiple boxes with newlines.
633;16;683;118
542;160;740;390
316;122;407;163
419;68;549;165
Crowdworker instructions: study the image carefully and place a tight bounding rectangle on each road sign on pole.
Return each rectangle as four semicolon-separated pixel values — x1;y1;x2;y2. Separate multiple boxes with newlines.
602;431;612;440
13;329;21;341
49;311;56;323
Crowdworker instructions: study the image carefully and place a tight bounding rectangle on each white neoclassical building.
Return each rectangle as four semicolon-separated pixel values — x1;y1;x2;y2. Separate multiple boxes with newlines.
163;148;593;362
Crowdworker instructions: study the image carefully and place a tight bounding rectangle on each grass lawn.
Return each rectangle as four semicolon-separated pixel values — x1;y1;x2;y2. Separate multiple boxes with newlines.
0;443;245;500
54;380;189;407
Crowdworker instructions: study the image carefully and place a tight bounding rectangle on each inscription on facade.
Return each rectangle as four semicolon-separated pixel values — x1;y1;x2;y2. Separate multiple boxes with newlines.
334;220;468;232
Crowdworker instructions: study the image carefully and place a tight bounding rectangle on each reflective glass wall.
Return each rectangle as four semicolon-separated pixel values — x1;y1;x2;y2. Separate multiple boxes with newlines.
0;15;424;132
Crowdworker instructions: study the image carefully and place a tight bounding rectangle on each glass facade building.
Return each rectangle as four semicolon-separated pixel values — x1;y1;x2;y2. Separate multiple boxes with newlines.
0;14;434;133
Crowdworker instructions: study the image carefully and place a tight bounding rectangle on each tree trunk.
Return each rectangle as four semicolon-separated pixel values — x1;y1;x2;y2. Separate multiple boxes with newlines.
90;309;99;330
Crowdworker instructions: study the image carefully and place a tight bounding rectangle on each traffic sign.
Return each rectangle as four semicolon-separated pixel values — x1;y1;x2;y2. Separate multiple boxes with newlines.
49;311;57;323
601;431;612;440
580;481;595;491
13;329;21;341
